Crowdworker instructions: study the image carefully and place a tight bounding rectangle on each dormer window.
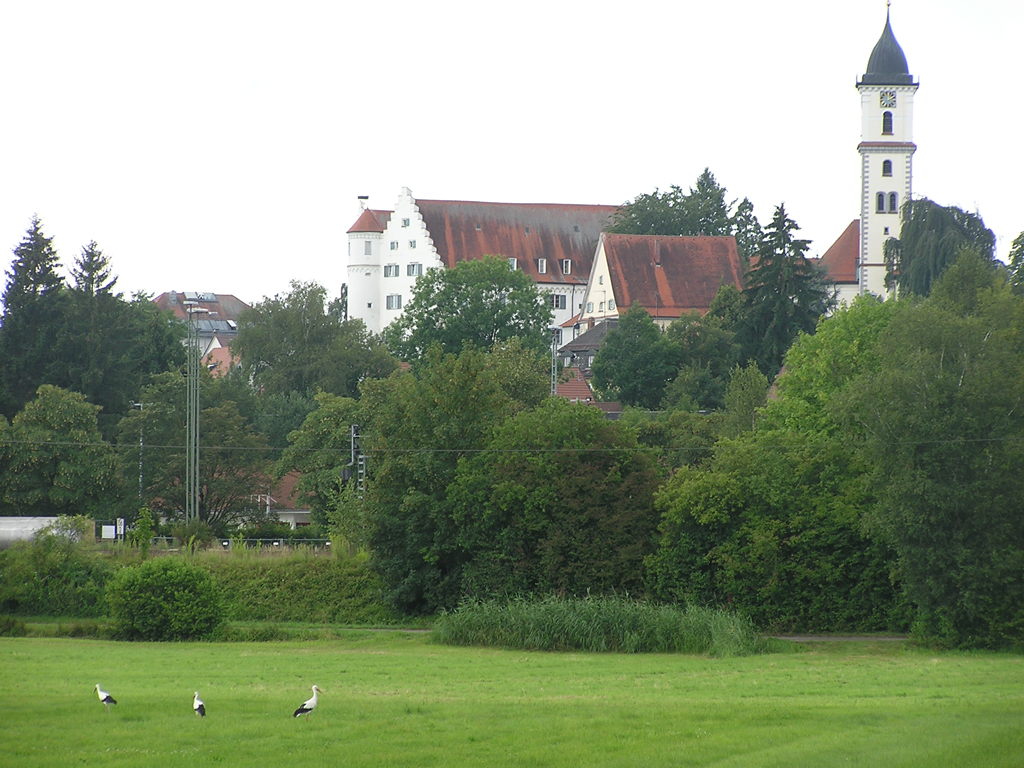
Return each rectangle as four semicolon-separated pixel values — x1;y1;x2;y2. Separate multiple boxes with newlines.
562;259;571;274
509;258;517;270
882;159;893;177
538;258;547;274
882;111;893;135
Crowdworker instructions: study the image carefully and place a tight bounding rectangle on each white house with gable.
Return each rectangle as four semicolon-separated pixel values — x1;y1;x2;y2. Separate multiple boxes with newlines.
346;188;618;344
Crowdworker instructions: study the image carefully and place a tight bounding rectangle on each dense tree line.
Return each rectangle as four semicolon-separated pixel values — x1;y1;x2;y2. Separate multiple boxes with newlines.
4;204;1023;649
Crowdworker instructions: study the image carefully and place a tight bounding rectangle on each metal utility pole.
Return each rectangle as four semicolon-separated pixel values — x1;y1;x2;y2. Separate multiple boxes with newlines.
184;302;208;526
551;330;560;396
130;401;149;500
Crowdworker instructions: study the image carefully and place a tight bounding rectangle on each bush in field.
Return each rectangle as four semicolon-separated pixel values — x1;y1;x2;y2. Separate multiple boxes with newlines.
432;595;776;657
106;557;223;641
0;519;111;617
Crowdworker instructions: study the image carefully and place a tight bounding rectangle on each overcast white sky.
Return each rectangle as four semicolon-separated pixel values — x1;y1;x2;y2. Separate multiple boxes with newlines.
1;0;1021;307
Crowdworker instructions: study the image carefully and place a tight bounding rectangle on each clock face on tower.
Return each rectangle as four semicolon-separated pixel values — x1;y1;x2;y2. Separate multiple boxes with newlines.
880;91;897;108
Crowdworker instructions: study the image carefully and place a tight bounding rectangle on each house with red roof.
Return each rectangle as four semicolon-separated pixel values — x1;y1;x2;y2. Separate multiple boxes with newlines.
346;187;617;344
578;233;745;331
152;291;250;376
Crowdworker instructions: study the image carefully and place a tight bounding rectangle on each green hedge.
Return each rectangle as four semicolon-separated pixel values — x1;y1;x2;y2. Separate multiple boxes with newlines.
0;536;111;617
199;553;394;625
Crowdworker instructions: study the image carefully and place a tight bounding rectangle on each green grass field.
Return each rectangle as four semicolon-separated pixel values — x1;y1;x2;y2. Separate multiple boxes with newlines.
2;633;1022;767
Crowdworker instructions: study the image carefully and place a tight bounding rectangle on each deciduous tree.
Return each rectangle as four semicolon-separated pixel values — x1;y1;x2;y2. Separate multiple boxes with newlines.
383;256;552;361
0;385;123;517
884;198;996;296
234;280;397;398
450;398;662;599
591;304;677;410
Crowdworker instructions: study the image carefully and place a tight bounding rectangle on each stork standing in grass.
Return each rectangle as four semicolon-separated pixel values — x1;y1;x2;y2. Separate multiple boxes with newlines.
95;684;117;712
193;692;206;718
293;685;321;721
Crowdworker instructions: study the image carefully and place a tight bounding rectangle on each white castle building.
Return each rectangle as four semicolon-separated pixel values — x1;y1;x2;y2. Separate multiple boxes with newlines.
345;187;617;343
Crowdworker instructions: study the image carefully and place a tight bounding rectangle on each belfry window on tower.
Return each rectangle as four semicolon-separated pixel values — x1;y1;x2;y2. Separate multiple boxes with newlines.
889;193;899;213
882;160;893;176
877;193;886;213
882;111;893;135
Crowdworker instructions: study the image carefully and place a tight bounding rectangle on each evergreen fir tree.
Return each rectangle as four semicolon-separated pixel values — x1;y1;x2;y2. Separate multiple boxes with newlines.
739;204;834;377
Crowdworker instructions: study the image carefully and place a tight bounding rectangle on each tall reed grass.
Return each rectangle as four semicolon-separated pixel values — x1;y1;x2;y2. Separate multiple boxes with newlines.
432;595;779;656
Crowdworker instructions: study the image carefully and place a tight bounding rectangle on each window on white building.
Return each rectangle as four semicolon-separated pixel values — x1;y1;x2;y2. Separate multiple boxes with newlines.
882;110;893;135
407;263;422;277
882;159;893;177
386;294;402;310
608;299;615;310
538;258;547;274
586;301;593;313
599;302;605;312
598;275;603;285
364;241;372;256
562;260;571;274
876;193;886;213
552;294;566;310
347;242;351;256
384;264;400;277
889;192;898;213
401;218;410;227
409;240;416;249
390;241;399;251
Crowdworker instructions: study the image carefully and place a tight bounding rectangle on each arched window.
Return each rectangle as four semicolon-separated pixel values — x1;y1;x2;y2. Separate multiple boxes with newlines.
889;192;898;213
882;111;893;135
882;159;893;177
877;192;886;213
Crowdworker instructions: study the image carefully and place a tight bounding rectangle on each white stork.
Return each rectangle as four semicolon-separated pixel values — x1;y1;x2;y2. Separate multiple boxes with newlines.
293;685;321;721
193;691;206;718
95;684;117;711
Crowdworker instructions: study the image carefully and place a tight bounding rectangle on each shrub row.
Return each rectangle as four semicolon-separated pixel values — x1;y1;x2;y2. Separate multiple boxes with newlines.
0;536;391;633
432;595;778;657
199;553;393;625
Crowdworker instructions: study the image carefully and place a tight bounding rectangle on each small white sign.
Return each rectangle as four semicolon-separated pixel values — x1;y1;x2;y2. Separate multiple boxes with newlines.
101;525;116;540
116;518;125;537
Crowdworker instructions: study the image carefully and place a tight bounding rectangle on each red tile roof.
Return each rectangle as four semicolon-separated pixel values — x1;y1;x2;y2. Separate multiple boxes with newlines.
415;200;619;285
556;367;594;402
152;292;251;322
347;208;392;233
600;234;744;317
819;220;859;284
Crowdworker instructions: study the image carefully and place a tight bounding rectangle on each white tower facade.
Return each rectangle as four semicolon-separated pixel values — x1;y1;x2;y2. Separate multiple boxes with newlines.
857;9;917;297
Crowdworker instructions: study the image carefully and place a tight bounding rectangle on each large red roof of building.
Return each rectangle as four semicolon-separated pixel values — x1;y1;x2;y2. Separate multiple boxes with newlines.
819;220;859;284
415;200;618;285
600;234;744;317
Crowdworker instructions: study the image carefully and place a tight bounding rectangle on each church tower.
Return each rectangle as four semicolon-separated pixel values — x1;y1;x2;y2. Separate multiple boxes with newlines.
857;6;917;296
